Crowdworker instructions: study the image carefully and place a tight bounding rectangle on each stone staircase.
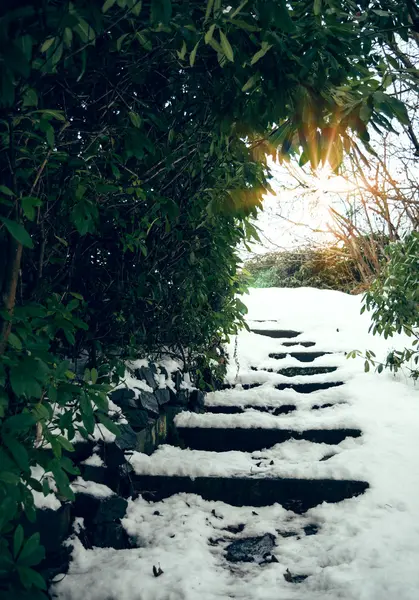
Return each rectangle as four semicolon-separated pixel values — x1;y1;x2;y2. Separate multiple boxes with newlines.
130;324;369;574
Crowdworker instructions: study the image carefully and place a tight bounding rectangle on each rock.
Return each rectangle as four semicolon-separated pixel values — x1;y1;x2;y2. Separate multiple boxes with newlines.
136;366;157;390
115;423;137;451
155;388;170;406
225;533;276;563
303;524;319;536
176;390;189;406
124;408;149;429
159;365;168;378
82;465;108;486
109;388;137;410
224;523;245;534
73;493;128;525
137;390;159;416
89;522;134;550
149;363;158;375
100;442;126;469
189;390;205;413
173;370;182;391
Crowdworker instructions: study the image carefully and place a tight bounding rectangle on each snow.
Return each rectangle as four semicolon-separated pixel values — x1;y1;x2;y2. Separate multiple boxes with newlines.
81;453;105;467
53;287;419;600
70;477;115;499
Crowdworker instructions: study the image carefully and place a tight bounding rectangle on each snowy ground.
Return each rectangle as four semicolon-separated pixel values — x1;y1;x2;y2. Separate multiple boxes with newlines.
53;287;419;600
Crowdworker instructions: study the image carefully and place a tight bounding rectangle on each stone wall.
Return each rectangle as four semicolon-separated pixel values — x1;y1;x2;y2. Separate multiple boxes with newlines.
35;361;205;583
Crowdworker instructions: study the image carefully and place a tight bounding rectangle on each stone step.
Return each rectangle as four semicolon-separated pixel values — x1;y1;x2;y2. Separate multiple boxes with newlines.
250;329;302;338
206;404;297;415
222;381;345;393
269;351;333;362
132;474;368;513
176;426;362;451
250;366;338;377
282;341;316;348
205;402;345;415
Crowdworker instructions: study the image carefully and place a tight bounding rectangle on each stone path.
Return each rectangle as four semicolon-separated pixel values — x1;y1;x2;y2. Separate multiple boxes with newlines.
132;324;369;577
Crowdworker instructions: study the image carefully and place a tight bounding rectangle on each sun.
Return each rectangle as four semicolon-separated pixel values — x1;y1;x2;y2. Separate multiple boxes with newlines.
314;165;357;195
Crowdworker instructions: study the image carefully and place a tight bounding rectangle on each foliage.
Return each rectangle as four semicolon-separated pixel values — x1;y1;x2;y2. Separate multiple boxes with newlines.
245;245;363;293
0;0;415;596
359;232;419;378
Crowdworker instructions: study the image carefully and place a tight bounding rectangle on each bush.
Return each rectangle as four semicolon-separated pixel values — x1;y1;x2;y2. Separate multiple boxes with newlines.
361;232;419;378
245;246;363;293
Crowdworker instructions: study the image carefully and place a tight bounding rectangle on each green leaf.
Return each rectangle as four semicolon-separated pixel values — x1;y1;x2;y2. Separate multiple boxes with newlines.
97;412;120;436
8;332;22;350
0;218;34;249
13;525;24;559
129;111;142;128
0;185;14;196
91;368;98;384
219;31;234;62
242;74;259;92
56;435;74;452
150;0;172;25
40;38;55;53
189;41;199;67
102;0;117;12
22;88;39;107
17;566;47;590
205;24;216;44
204;0;214;22
3;435;30;471
314;0;321;15
4;413;35;431
21;196;42;221
33;109;66;122
177;40;187;60
250;42;272;65
0;471;20;484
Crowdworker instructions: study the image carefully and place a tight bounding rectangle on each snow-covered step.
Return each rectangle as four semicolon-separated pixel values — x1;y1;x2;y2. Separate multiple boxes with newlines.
176;424;361;451
250;329;302;338
250;366;338;376
269;351;333;362
282;340;315;347
131;474;368;512
222;381;345;393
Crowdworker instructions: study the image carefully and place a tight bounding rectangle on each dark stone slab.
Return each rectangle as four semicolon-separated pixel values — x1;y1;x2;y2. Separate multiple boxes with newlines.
135;366;157;390
250;329;302;338
115;423;137;451
137;390;159;417
303;524;319;536
269;351;332;362
225;533;276;563
99;442;126;469
177;426;362;451
205;404;297;415
250;366;338;377
88;522;134;550
189;389;205;413
155;388;170;406
124;408;149;429
132;475;369;513
282;341;316;347
109;387;137;409
73;493;127;525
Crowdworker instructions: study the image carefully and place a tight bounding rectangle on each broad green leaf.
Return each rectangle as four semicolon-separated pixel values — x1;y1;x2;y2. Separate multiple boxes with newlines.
21;196;42;221
250;42;272;65
150;0;172;25
205;24;216;44
314;0;321;15
17;566;47;590
242;74;259;92
97;412;121;436
102;0;117;12
8;332;22;350
0;185;13;196
22;88;38;107
0;218;34;249
205;0;214;22
129;111;142;128
40;38;55;53
219;31;234;62
13;524;24;559
189;41;199;67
